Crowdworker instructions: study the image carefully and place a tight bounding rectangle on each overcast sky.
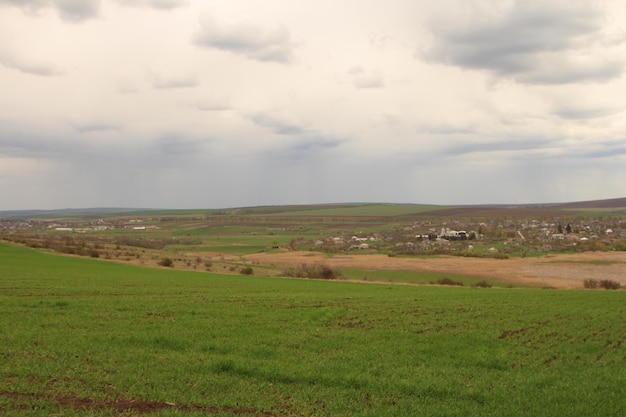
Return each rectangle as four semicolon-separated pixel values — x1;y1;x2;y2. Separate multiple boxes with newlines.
1;0;625;210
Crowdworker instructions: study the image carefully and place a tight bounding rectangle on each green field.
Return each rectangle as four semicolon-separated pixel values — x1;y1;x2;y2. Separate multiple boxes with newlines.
262;204;445;217
1;243;625;416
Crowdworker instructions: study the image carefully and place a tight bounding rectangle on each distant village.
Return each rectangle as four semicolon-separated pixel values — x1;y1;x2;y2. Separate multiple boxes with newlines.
0;217;159;234
1;213;625;257
310;218;625;256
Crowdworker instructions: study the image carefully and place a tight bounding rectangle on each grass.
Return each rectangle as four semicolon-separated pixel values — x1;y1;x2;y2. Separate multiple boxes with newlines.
341;268;512;287
263;204;446;217
1;243;625;416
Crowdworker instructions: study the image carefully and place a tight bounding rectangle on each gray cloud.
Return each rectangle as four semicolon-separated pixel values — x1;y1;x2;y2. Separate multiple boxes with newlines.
149;72;198;89
287;136;343;154
153;135;207;156
0;0;100;22
424;1;625;84
193;14;295;63
441;137;551;158
114;0;188;10
417;123;475;135
74;123;122;133
192;98;231;112
0;123;206;168
248;113;346;161
552;105;619;121
568;141;626;159
0;0;48;13
0;52;63;76
55;0;100;22
0;129;70;159
248;114;311;136
348;67;384;89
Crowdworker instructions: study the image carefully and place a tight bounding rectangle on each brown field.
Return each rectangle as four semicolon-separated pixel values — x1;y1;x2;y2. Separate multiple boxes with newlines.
245;250;626;289
406;206;574;218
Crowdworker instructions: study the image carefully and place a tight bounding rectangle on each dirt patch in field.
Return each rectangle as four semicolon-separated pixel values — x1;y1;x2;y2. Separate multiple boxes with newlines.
0;390;276;416
245;251;626;289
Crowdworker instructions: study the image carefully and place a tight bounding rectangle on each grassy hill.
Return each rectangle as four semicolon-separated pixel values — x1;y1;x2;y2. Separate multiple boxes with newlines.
2;197;625;219
1;243;625;416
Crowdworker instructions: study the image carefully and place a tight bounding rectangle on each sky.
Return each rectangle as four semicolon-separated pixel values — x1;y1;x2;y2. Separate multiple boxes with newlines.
1;0;625;210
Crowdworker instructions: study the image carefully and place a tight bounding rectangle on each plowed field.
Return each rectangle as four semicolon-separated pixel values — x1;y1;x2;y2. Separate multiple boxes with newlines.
245;250;626;289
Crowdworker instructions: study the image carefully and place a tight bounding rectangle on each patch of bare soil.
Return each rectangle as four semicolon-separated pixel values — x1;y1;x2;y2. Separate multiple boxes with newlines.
245;251;626;289
0;390;277;416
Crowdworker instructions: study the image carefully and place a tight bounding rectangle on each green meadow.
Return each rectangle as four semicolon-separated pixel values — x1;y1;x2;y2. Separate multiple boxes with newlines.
1;243;625;416
261;204;445;217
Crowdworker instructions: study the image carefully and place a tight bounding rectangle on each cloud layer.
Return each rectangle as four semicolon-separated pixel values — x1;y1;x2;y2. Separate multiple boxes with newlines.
1;0;625;209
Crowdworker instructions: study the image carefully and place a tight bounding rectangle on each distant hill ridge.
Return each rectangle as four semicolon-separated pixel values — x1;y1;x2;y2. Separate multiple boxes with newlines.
540;197;626;209
1;197;625;217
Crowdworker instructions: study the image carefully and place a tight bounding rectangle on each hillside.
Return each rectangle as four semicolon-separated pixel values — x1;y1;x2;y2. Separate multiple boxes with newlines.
2;197;625;218
542;196;626;210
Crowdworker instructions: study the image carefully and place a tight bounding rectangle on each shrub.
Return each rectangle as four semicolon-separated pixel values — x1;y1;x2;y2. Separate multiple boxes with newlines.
584;279;621;290
240;266;254;275
583;279;599;289
473;280;492;288
599;279;621;290
158;257;174;267
436;277;464;286
282;263;342;280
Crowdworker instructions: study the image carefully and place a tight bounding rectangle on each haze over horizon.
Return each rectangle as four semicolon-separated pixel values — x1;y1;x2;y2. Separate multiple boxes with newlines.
2;1;626;210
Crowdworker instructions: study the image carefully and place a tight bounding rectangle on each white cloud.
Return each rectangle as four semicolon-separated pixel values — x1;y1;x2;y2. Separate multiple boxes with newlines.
191;98;231;112
348;67;384;89
0;0;101;22
193;13;295;63
148;71;198;89
0;51;64;76
115;0;187;9
424;0;626;84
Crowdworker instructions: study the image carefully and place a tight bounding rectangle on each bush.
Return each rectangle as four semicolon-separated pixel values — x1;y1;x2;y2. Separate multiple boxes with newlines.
473;280;492;288
599;279;622;290
613;240;626;251
240;266;254;275
584;279;621;290
158;257;174;267
583;279;599;289
282;263;342;280
435;277;464;286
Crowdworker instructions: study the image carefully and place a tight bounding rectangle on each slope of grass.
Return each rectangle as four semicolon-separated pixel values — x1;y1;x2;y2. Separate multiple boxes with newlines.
1;243;625;416
263;204;447;217
341;268;517;287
